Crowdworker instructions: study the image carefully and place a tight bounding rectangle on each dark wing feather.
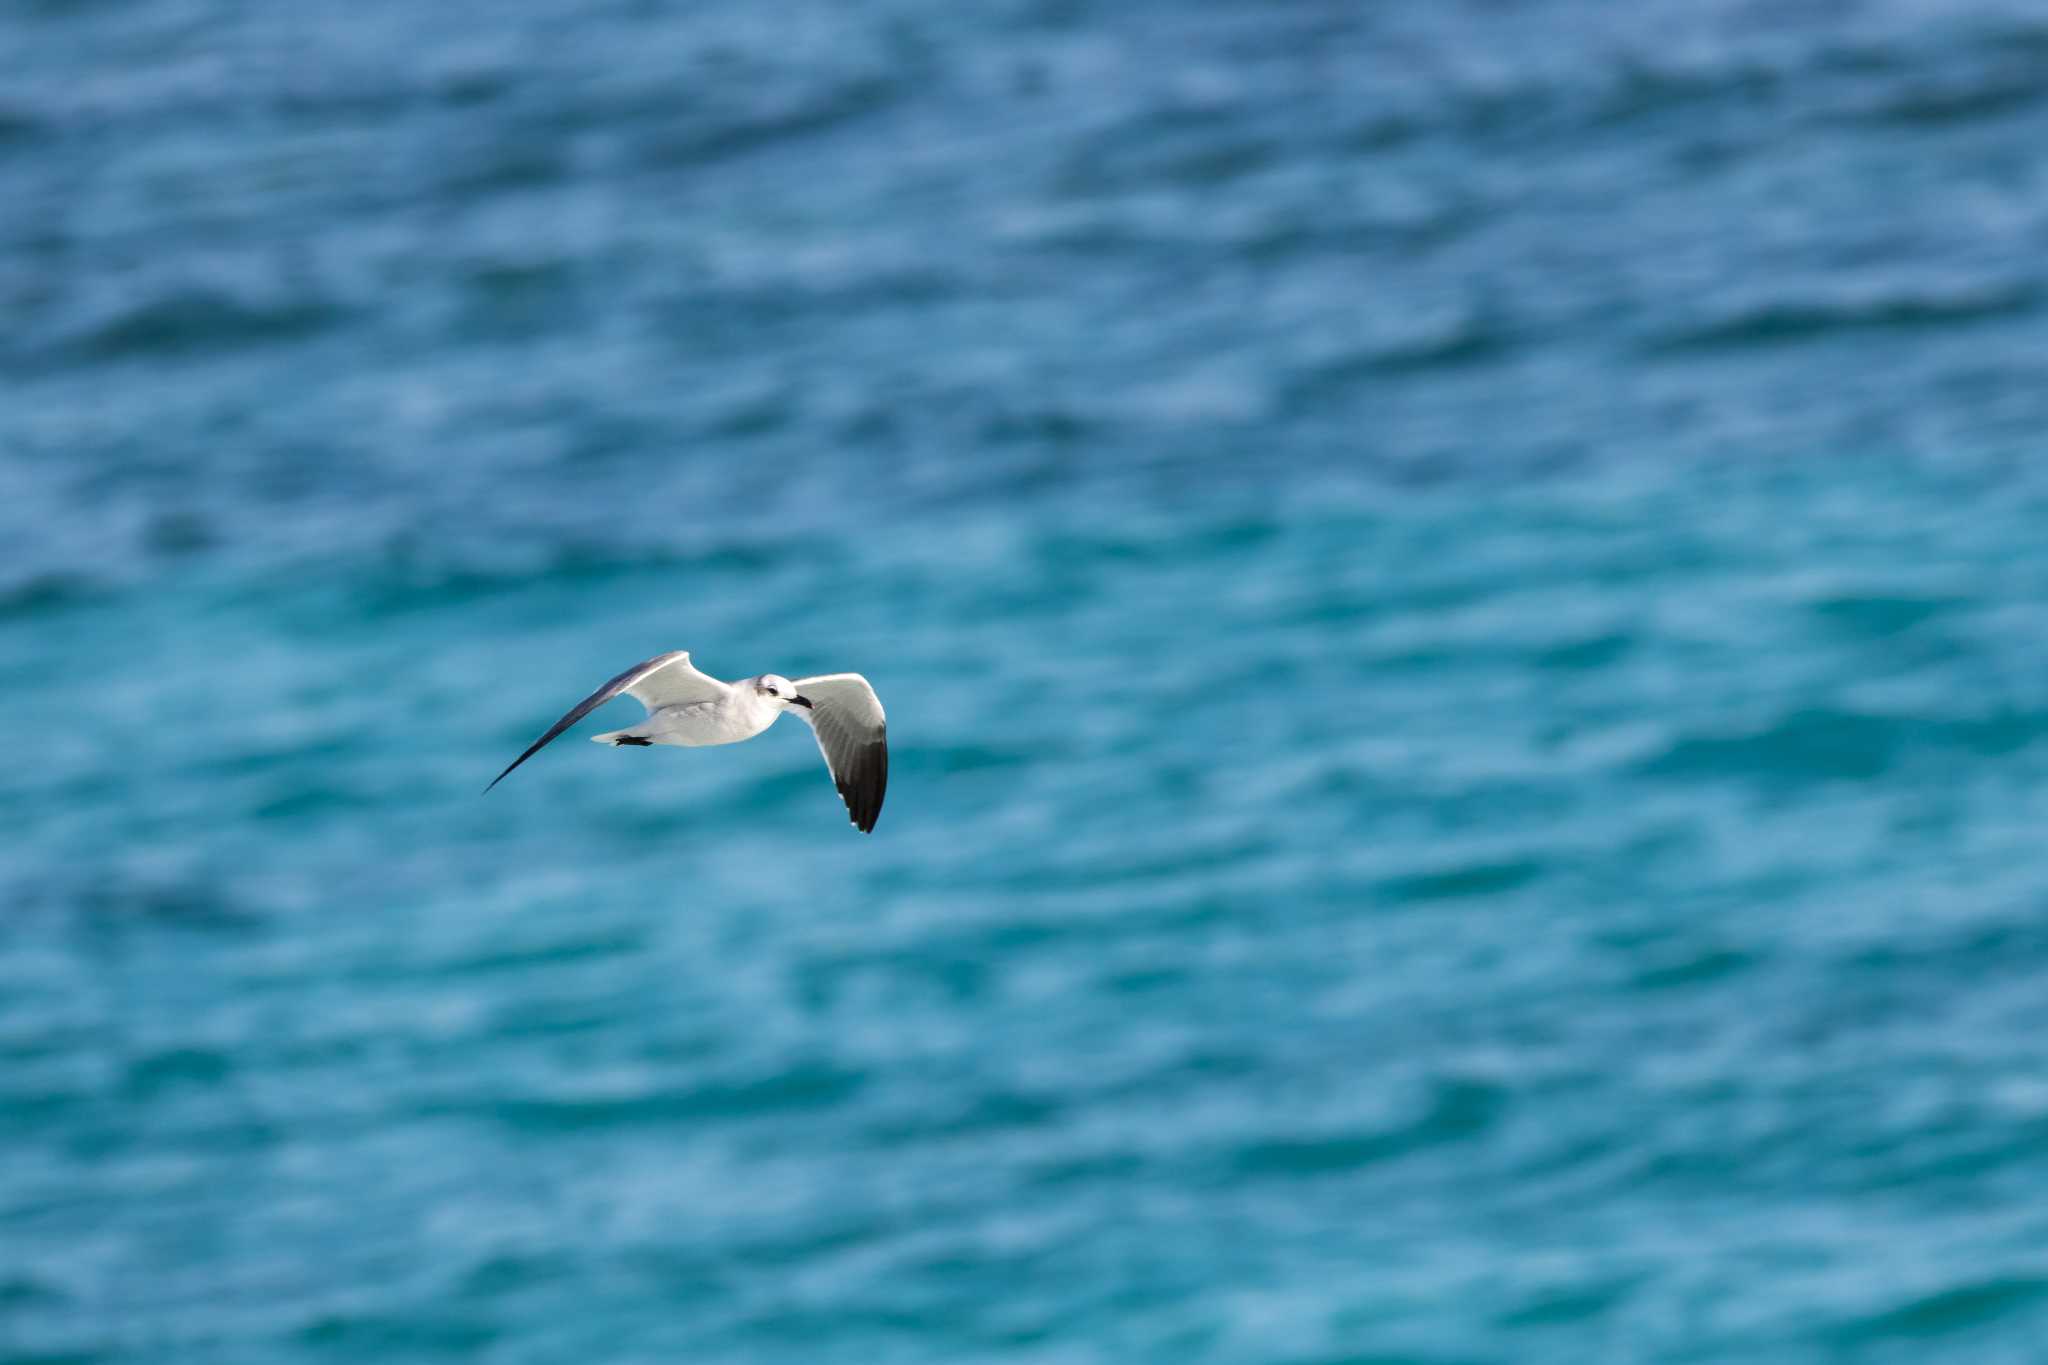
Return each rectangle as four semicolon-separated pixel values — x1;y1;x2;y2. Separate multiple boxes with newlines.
485;651;690;792
794;673;888;832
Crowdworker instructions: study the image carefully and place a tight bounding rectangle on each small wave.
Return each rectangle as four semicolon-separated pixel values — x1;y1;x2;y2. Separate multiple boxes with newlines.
297;1310;498;1354
1496;1280;1638;1328
978;406;1094;449
1585;56;1785;132
1376;857;1546;904
440;929;648;980
1648;281;2040;352
895;744;1036;775
456;1249;576;1301
698;390;800;442
460;1062;866;1132
248;785;385;823
1809;591;1961;639
865;1088;1063;1144
1282;313;1515;409
1820;19;2048;129
432;65;519;111
0;571;101;621
1634;706;2048;785
1858;74;2048;127
1365;317;1513;374
1627;945;1757;993
1343;49;1790;155
0;100;45;146
60;870;263;929
0;1273;63;1309
1842;1275;2048;1342
445;255;584;342
1226;1077;1505;1178
344;535;791;615
1536;631;1635;671
636;75;899;170
437;140;577;199
122;1045;233;1100
1056;127;1283;198
60;287;351;362
1435;25;2047;146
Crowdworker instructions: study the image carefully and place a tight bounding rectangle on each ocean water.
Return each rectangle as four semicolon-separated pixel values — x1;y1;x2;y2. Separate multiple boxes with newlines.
8;1;2048;1360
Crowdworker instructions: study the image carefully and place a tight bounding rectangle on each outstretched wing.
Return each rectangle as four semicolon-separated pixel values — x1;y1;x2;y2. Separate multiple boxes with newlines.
486;651;727;791
794;672;888;833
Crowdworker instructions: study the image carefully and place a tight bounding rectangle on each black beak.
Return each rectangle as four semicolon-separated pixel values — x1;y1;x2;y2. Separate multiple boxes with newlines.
791;695;814;709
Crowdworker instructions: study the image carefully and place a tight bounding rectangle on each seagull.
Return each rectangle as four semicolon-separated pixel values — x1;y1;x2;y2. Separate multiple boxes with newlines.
485;650;888;832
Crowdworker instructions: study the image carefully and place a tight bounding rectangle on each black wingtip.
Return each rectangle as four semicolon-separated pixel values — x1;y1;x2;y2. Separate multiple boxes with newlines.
483;751;532;794
835;738;886;833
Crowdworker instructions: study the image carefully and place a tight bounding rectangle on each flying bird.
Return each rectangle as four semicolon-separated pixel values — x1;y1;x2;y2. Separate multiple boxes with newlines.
486;651;887;832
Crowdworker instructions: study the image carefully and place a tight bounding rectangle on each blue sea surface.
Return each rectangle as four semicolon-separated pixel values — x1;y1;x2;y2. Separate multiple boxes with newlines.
8;1;2048;1361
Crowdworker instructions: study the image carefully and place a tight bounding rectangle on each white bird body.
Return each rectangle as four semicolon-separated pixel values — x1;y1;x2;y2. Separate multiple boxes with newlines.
488;651;889;832
596;691;777;748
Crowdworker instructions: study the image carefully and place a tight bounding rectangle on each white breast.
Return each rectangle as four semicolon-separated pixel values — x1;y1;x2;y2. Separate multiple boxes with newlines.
648;695;777;747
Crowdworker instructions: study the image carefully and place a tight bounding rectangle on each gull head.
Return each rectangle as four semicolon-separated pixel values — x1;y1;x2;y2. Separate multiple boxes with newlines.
754;674;813;709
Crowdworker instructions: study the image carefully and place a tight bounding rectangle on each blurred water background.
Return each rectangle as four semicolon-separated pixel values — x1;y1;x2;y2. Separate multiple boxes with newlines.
8;1;2048;1360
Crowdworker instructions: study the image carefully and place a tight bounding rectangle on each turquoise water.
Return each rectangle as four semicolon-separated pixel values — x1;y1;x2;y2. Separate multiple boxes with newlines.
9;2;2048;1361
